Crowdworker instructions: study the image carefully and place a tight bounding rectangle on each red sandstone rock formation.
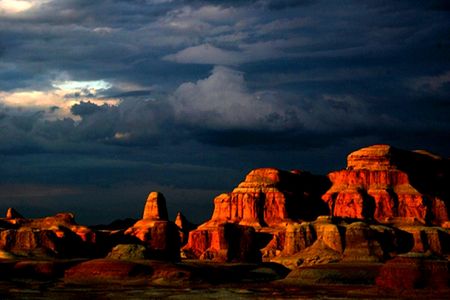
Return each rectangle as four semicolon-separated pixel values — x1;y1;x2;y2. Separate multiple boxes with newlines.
205;168;329;228
125;192;180;260
0;212;96;257
143;192;168;220
322;145;449;225
6;208;23;219
182;223;260;262
174;212;196;246
183;168;330;262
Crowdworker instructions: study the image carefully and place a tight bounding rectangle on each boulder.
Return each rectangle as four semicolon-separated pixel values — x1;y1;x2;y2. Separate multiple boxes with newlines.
106;244;149;260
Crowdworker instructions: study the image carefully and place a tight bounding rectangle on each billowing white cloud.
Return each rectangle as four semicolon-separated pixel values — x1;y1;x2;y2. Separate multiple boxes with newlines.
163;44;244;65
169;66;397;133
170;66;302;129
163;37;309;65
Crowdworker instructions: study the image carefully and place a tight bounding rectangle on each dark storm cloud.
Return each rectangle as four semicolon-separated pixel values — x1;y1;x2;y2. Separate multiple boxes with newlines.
0;0;449;223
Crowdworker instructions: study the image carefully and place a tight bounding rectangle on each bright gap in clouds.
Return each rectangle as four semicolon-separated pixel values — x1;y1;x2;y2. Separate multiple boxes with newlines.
0;0;53;14
52;80;112;91
0;79;119;120
0;0;32;13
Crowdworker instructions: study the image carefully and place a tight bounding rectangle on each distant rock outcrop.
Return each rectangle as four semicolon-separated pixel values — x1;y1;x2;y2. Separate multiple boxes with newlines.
125;192;180;260
174;212;196;246
0;144;449;295
106;244;149;260
0;212;96;258
6;208;24;219
322;145;449;225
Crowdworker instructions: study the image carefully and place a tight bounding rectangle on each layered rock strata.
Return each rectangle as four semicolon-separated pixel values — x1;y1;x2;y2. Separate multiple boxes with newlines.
204;168;329;228
182;168;330;262
0;210;96;257
322;145;449;225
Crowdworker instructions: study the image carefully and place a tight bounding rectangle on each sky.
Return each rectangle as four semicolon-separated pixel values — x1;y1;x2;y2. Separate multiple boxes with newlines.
0;0;449;224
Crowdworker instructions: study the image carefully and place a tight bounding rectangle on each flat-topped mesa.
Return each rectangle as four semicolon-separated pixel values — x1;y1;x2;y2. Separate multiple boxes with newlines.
347;144;397;170
322;144;449;225
182;168;330;262
205;168;330;228
143;192;168;220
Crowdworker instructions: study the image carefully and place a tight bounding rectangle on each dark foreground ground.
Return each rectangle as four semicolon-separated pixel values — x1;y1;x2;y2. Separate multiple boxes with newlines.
1;280;448;300
0;258;449;299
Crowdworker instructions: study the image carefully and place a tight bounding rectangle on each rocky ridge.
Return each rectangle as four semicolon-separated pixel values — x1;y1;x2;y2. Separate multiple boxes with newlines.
182;168;330;261
0;144;449;293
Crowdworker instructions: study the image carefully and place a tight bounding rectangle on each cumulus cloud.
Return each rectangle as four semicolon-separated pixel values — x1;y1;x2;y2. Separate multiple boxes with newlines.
164;44;244;65
163;39;306;65
0;0;449;224
170;66;302;129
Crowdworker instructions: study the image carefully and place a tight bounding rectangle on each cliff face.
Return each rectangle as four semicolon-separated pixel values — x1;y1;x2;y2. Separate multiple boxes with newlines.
142;192;169;220
0;144;448;274
182;168;330;262
322;145;449;225
184;146;450;264
205;168;330;228
0;211;96;257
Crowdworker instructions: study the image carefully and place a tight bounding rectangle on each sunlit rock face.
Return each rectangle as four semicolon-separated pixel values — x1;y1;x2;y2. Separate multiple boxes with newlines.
125;192;180;260
142;192;169;220
6;208;23;219
322;145;450;225
205;168;330;228
182;168;330;262
0;210;96;258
